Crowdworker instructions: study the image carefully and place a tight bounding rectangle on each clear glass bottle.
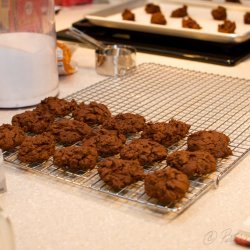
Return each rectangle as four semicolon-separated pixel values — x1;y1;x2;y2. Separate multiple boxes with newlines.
0;0;59;108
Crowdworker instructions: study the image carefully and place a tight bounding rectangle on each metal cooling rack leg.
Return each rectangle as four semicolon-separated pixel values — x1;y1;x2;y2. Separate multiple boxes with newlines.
215;173;222;188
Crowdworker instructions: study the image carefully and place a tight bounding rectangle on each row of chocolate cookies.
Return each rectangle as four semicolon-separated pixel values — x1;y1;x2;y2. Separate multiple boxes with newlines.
211;6;249;33
0;97;100;163
122;4;187;25
6;97;95;163
48;100;115;169
143;130;232;204
122;3;250;33
166;130;233;178
122;4;198;30
95;126;231;204
96;118;192;201
0;97;142;152
0;128;231;205
10;97;112;136
117;126;232;204
0;97;232;205
86;117;191;195
211;5;249;24
0;97;193;205
95;119;191;193
0;96;189;163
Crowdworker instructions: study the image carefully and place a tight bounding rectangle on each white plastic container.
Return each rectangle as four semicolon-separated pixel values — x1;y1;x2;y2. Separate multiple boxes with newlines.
0;0;59;108
0;208;15;250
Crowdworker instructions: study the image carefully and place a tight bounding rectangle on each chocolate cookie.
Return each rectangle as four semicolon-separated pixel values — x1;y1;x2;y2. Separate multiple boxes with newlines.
141;119;190;147
18;133;55;163
98;158;144;190
102;113;146;135
49;119;92;145
120;139;168;165
145;3;161;14
244;12;250;24
218;20;236;33
36;97;77;117
167;150;216;177
144;167;190;203
82;128;126;157
171;5;188;18
187;130;232;158
12;109;54;134
122;9;135;21
151;12;167;25
0;124;26;151
53;145;98;172
73;101;111;125
182;17;202;29
211;6;227;20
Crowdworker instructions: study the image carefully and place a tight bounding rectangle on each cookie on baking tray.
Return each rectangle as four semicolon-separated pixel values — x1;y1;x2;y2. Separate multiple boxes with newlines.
53;145;98;172
182;16;202;29
145;3;161;14
49;119;92;145
171;5;188;18
0;124;26;151
98;158;144;190
73;101;112;125
211;6;227;20
12;109;54;134
122;9;135;21
102;113;146;135
82;128;126;157
141;119;190;147
218;20;236;33
120;138;168;165
167;150;216;177
36;97;77;117
144;167;190;203
187;130;232;158
244;12;250;24
151;12;167;25
18;133;55;163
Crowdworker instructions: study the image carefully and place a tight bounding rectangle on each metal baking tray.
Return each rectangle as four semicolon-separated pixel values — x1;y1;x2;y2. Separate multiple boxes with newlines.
3;63;250;214
86;0;250;43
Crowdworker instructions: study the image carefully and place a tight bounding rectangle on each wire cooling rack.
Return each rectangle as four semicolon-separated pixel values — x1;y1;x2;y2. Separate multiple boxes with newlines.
3;63;250;214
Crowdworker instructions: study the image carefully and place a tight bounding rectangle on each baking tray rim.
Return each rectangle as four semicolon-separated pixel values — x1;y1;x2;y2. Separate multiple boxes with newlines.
85;0;250;44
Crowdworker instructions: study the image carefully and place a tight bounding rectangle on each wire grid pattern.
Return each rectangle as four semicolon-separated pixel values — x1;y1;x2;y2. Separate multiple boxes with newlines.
3;63;250;214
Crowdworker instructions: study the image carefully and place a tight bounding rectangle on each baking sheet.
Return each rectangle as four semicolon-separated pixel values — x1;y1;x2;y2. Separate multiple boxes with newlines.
86;0;250;43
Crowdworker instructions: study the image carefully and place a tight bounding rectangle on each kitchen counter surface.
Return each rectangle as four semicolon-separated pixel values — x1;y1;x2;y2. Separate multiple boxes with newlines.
0;2;250;250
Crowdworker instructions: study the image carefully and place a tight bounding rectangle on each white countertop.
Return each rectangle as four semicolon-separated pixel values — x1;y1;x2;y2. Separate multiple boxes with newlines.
0;2;250;250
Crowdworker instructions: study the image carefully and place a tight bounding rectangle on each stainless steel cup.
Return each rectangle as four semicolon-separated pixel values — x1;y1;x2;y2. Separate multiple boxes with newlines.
67;27;137;77
95;44;136;77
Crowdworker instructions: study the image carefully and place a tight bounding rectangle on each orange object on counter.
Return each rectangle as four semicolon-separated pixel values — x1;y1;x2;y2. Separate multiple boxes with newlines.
57;41;76;75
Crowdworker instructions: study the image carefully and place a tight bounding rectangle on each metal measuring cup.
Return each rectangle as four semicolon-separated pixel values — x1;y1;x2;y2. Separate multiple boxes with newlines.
67;27;136;77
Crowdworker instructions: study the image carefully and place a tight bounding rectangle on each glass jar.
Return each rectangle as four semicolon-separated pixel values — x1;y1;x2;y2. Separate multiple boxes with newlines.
0;0;59;108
